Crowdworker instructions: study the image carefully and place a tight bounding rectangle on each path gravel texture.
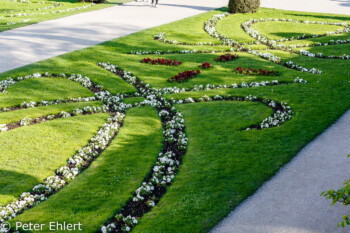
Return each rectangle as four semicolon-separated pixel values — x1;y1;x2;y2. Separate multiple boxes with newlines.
0;0;227;73
211;109;350;233
261;0;350;15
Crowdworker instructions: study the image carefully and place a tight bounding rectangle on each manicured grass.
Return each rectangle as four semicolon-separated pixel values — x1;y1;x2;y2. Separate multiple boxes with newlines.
0;101;102;124
0;78;94;108
216;8;350;44
101;52;306;89
0;113;109;206
158;9;224;44
0;0;132;32
133;101;274;232
11;106;163;233
297;43;350;56
0;5;349;233
121;96;145;105
252;21;343;40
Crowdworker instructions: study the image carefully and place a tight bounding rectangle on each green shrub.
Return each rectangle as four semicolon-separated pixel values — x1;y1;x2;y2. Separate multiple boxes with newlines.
322;155;350;228
228;0;260;13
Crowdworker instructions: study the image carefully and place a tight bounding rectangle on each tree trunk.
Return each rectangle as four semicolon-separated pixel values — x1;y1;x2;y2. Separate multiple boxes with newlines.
228;0;260;13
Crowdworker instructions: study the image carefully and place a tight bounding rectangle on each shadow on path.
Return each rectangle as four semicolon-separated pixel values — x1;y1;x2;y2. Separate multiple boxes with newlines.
330;0;350;7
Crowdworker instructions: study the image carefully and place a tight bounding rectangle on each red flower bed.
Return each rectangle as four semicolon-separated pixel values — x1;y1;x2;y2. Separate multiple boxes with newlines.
234;67;280;76
141;58;182;66
199;62;214;69
167;70;200;83
214;53;239;62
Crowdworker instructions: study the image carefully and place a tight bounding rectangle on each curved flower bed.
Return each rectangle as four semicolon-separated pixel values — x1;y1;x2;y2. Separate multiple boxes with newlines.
296;49;350;59
0;72;103;93
240;18;350;60
0;72;135;224
286;38;350;48
96;61;304;232
3;11;346;230
167;70;200;83
0;113;124;224
141;58;182;66
97;62;188;233
246;49;323;74
130;48;235;55
0;96;96;113
156;77;306;95
241;18;349;47
203;12;240;46
171;95;293;130
0;57;306;231
214;53;239;62
153;32;220;46
234;67;280;76
0;71;150;225
148;13;349;73
0;105;107;134
199;62;214;69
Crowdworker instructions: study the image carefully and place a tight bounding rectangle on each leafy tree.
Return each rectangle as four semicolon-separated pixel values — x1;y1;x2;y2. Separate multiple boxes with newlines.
228;0;260;13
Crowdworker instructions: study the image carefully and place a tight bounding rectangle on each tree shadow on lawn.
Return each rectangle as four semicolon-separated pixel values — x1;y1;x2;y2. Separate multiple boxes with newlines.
270;32;317;40
0;169;40;205
45;0;92;3
305;43;350;57
9;109;163;233
285;13;350;22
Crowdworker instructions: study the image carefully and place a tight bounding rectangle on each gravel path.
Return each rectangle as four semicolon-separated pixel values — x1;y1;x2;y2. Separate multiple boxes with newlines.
211;109;350;233
212;2;350;232
261;0;350;15
0;0;227;73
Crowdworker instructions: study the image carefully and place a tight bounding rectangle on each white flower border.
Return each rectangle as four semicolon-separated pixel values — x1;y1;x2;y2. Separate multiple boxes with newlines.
150;13;350;73
97;62;303;232
0;72;131;225
0;72;102;93
0;112;124;224
241;18;349;45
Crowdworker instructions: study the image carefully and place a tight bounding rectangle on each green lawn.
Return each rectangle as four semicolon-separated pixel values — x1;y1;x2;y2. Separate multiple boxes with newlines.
0;78;94;108
0;0;132;32
11;106;163;233
0;113;109;206
0;6;349;233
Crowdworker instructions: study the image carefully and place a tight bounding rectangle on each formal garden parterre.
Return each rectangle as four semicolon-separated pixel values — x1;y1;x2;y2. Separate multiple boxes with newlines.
0;6;349;233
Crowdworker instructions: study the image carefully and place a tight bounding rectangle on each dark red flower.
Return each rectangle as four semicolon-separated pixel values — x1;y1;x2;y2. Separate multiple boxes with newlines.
140;58;182;66
214;53;239;62
234;67;280;76
167;70;200;83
